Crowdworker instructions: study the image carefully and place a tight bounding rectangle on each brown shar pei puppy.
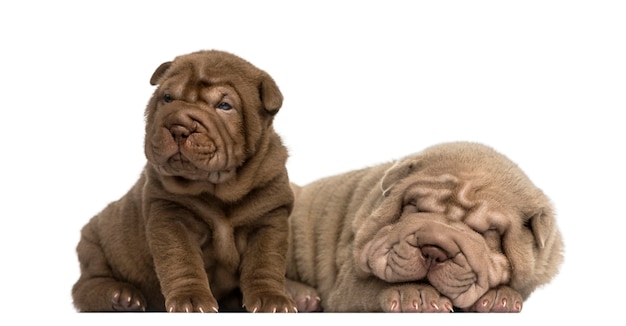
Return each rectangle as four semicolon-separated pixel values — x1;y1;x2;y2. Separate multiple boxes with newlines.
72;50;297;313
286;142;564;312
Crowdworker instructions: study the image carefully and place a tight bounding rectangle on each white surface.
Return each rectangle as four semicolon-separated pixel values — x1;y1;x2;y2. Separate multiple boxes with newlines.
1;0;624;324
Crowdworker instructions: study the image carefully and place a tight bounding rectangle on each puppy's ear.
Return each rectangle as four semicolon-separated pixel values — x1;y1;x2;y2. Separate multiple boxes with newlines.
526;208;555;249
259;76;283;114
150;61;172;86
380;158;419;197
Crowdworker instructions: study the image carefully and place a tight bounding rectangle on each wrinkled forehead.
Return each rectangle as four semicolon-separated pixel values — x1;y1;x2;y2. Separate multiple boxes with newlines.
398;172;515;230
164;59;250;87
160;59;261;101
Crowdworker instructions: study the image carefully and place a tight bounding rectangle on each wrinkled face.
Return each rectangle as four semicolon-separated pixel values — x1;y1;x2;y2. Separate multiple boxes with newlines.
143;52;284;194
356;174;515;309
145;80;246;185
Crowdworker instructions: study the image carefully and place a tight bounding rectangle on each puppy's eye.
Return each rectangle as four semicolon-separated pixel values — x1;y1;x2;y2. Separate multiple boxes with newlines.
403;201;418;214
484;228;499;235
217;102;232;111
163;93;173;103
482;228;502;249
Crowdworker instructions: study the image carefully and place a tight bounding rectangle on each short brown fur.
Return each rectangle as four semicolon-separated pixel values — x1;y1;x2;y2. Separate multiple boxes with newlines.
72;50;296;312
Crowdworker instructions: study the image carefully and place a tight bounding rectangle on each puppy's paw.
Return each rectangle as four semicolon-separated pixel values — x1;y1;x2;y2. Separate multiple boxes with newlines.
467;285;522;312
243;292;298;313
165;290;219;313
110;285;146;311
380;284;453;313
285;279;322;312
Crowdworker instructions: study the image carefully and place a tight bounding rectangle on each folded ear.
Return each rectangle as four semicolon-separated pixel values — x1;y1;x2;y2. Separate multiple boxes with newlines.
150;61;172;86
380;158;420;196
507;202;563;300
527;208;556;249
259;75;283;114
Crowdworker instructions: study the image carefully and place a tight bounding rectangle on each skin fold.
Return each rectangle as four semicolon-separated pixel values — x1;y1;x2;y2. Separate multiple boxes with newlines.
286;142;564;312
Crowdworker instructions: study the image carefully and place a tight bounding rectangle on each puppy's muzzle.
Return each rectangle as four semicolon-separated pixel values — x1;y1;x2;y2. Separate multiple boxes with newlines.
169;124;191;143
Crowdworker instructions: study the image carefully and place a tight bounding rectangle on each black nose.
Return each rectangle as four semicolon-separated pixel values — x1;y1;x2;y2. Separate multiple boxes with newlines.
169;124;190;142
422;245;449;263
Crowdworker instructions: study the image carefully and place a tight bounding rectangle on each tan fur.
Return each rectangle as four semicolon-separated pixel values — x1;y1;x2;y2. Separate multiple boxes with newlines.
286;142;563;312
72;50;296;312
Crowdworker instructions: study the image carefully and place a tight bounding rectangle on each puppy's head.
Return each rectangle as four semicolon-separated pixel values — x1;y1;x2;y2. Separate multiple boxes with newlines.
144;50;283;192
354;142;563;309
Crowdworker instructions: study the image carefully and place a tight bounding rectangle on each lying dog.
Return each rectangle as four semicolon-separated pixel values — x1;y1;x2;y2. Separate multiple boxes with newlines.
72;50;297;312
286;142;564;312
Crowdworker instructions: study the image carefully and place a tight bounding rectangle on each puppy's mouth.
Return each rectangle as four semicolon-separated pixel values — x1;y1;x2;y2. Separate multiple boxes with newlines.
168;152;199;171
147;124;241;184
154;152;235;184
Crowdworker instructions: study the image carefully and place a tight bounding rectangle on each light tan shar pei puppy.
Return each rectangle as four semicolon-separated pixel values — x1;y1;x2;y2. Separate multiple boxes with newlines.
285;141;564;312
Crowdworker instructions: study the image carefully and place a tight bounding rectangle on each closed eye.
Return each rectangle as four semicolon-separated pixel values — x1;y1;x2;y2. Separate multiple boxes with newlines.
482;228;502;250
402;200;419;214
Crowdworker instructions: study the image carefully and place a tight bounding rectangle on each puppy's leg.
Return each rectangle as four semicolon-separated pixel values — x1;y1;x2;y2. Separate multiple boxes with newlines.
239;209;297;313
72;226;146;311
464;285;523;312
285;279;322;312
147;212;218;313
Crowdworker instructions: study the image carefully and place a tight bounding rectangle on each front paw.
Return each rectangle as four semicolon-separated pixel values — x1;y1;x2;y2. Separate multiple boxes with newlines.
165;289;219;313
110;284;146;311
380;283;453;312
243;291;298;313
285;279;322;312
466;286;522;312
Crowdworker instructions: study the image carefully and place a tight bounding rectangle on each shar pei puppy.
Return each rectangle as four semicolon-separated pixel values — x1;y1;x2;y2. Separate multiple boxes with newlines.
286;142;564;312
72;50;297;313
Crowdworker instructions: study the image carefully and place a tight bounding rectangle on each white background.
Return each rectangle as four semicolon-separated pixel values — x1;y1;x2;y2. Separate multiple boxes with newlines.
1;0;624;324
